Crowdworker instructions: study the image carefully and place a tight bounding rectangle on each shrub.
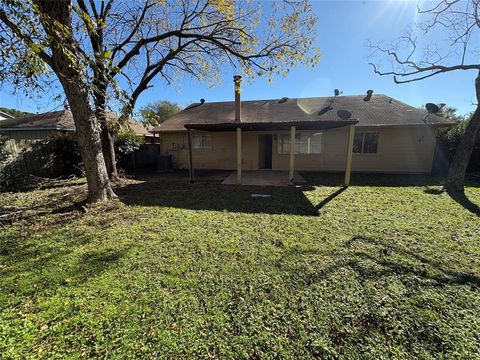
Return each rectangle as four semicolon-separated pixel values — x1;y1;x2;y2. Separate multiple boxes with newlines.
114;131;143;168
0;134;83;191
0;131;145;191
47;134;84;176
0;131;9;164
435;120;480;174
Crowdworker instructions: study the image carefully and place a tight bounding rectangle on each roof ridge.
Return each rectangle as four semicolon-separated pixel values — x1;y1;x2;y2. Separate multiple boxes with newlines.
182;94;395;107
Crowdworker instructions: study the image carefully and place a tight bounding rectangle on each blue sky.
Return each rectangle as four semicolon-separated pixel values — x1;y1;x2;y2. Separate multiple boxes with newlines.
0;0;476;117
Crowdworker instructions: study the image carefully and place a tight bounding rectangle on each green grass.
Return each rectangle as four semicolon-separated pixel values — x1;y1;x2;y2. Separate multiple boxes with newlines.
1;172;479;359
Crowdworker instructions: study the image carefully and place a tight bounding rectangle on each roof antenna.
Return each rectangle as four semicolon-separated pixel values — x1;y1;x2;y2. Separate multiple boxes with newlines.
363;90;373;102
319;89;341;116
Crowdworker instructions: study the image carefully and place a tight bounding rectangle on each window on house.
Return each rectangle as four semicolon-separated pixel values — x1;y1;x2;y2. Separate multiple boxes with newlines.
277;132;323;154
310;133;323;154
192;135;212;149
353;132;379;154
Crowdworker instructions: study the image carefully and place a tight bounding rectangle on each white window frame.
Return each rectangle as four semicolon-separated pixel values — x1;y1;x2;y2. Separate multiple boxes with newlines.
353;132;379;154
277;132;323;155
192;134;212;150
310;132;323;154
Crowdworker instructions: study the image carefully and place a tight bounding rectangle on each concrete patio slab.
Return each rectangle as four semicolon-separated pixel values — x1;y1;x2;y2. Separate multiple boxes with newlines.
221;170;307;187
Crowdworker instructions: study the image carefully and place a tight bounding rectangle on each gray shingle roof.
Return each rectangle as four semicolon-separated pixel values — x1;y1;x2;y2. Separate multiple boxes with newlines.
154;94;453;132
0;109;153;136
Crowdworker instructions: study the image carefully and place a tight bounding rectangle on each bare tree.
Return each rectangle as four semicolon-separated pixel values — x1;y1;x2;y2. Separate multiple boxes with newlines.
369;0;480;192
0;0;320;200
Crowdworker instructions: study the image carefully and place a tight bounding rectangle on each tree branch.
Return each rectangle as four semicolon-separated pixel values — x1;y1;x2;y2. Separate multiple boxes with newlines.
0;8;54;67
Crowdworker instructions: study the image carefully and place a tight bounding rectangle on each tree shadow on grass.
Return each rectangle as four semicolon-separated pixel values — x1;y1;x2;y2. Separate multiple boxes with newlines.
117;174;319;216
447;190;480;216
0;228;130;301
345;236;480;287
272;236;479;355
423;188;480;216
303;172;480;188
278;236;480;289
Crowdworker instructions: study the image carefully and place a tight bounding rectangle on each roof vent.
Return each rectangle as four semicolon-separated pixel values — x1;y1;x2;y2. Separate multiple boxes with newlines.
200;98;205;104
278;97;288;104
363;90;374;102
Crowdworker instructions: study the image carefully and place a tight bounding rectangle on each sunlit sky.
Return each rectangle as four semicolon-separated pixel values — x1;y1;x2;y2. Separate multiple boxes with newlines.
0;0;476;117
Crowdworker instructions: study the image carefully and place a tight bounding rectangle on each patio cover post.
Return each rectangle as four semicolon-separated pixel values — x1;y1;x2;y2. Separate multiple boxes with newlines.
187;128;194;183
289;126;296;184
236;127;242;184
344;124;355;186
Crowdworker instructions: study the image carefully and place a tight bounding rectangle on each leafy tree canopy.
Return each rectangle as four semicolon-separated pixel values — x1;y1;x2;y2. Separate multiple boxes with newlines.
140;100;182;127
0;0;320;115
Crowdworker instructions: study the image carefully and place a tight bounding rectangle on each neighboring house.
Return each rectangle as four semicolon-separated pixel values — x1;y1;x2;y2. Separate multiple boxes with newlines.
0;109;154;156
154;79;454;182
0;111;14;121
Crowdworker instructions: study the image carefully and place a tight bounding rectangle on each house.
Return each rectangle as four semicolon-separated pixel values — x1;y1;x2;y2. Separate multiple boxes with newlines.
153;77;454;185
0;109;155;156
0;111;14;121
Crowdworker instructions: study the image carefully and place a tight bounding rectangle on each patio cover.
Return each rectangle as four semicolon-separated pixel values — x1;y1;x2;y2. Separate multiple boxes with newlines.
183;119;358;132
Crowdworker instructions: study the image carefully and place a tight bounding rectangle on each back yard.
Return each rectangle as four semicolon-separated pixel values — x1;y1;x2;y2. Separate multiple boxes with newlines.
0;172;479;359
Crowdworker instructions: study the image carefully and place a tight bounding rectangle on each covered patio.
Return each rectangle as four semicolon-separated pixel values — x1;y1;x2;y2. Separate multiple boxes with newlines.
184;119;358;187
221;170;307;187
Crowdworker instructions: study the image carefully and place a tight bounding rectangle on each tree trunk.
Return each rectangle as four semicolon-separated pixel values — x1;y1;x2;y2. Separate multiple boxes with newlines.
96;94;119;181
444;71;480;192
91;49;118;181
67;92;116;202
35;0;115;202
100;124;119;181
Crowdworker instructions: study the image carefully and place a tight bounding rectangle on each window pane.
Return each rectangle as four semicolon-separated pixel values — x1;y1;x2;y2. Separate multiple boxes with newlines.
353;133;363;153
192;135;211;149
202;135;212;149
193;135;202;149
282;139;290;154
278;134;289;154
300;134;309;154
295;134;301;154
293;134;309;154
311;133;323;154
363;133;378;153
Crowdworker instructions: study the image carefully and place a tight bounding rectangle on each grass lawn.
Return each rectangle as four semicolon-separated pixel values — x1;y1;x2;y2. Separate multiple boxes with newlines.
1;172;479;359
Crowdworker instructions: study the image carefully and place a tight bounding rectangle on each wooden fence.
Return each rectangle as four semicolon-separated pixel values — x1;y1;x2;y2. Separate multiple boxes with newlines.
1;141;67;179
1;143;161;187
121;144;161;170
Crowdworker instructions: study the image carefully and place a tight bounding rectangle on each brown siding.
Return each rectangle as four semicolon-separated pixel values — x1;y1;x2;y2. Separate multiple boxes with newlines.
158;125;438;174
